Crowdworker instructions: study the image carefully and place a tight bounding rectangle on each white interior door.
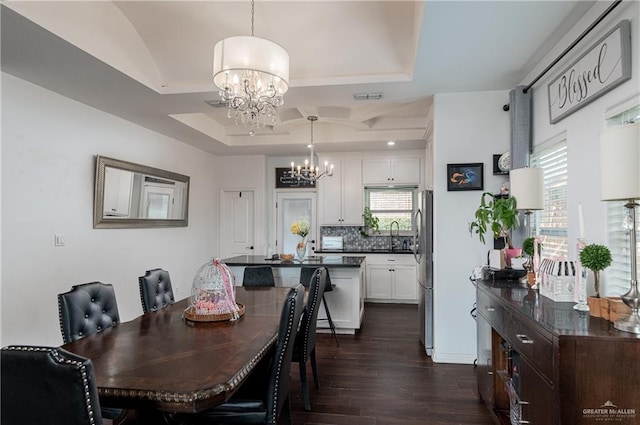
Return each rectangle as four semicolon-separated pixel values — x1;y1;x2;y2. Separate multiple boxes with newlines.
220;190;255;259
276;192;317;256
141;184;174;219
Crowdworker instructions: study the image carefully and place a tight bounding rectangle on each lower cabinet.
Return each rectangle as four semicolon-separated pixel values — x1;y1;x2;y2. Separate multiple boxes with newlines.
365;255;417;303
476;280;640;425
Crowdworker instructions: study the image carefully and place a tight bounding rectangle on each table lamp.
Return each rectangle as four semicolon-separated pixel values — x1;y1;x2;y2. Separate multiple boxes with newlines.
600;122;640;334
510;167;544;285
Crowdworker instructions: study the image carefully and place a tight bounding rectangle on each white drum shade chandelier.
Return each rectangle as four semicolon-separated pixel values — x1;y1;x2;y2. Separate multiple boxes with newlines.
212;0;289;130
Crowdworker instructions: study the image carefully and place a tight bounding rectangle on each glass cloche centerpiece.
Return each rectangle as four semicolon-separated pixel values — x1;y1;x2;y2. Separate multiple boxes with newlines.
184;259;244;322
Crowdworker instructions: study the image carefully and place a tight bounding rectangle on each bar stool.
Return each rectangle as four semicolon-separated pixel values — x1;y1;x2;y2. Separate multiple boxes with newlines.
299;267;339;346
242;266;276;287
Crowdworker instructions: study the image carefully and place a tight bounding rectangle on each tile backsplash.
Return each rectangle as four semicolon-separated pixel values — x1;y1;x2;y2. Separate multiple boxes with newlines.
319;226;413;251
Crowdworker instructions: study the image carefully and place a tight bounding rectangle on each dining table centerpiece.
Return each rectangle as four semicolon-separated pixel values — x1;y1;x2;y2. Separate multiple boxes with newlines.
291;219;310;261
185;258;244;322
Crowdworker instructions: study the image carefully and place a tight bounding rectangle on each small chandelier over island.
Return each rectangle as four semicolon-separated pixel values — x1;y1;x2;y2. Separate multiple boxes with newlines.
289;116;334;182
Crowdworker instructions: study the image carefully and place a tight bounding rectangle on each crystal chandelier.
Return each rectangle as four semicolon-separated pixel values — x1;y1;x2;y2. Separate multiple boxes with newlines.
289;116;334;182
212;0;289;130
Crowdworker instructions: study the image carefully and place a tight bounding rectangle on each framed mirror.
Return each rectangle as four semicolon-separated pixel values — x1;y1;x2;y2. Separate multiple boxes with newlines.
94;155;190;229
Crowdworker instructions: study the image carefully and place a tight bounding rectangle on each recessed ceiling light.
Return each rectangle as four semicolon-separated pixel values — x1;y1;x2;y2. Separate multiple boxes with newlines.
387;141;396;146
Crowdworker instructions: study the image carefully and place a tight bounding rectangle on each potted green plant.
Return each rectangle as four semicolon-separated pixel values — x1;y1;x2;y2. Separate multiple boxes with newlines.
360;207;380;237
579;243;612;317
469;193;520;266
521;237;542;286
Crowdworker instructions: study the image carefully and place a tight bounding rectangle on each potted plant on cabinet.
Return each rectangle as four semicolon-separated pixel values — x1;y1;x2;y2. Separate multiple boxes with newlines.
521;237;542;286
469;192;521;267
360;207;380;237
579;243;612;317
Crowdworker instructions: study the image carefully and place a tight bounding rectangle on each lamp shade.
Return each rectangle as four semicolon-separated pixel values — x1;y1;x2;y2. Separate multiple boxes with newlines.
600;122;640;201
213;35;289;94
510;167;544;210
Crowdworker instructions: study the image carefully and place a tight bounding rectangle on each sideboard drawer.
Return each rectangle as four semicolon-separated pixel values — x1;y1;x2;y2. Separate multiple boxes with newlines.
506;314;553;382
477;288;505;335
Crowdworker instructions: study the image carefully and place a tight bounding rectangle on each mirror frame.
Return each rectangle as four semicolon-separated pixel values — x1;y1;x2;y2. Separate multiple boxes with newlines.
93;155;190;229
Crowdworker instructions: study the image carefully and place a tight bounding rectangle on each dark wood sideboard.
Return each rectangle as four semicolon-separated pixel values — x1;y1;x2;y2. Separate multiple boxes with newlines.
475;280;640;425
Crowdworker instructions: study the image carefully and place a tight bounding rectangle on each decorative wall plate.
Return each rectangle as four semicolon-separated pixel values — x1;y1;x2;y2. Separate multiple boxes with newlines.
498;152;510;172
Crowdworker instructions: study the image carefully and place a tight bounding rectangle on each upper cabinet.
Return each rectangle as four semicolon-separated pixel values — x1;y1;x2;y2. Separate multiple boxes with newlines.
363;157;420;185
317;158;363;225
103;167;133;217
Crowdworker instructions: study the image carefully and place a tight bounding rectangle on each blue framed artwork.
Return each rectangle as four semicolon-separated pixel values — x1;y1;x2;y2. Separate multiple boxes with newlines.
447;163;484;191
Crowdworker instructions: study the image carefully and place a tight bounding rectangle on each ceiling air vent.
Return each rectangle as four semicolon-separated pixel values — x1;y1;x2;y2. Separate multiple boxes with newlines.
204;99;227;108
353;93;383;101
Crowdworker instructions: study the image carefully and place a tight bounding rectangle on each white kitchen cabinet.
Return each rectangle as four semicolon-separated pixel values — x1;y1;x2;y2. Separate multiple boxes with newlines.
103;167;133;217
362;157;420;185
318;158;363;225
365;254;417;303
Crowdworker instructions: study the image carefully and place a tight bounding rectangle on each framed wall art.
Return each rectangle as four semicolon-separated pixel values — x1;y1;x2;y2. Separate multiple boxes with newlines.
447;163;484;191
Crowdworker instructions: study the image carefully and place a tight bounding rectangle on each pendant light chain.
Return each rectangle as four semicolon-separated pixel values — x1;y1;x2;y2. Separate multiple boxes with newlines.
250;0;255;36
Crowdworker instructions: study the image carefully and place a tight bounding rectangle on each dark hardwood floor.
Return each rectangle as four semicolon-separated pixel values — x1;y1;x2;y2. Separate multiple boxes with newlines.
289;303;494;425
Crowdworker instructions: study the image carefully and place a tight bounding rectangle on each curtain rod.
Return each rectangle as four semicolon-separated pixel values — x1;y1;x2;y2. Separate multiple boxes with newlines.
523;0;623;93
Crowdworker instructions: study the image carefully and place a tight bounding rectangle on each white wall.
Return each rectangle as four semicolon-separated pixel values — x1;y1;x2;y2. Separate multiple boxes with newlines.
521;1;639;295
432;90;510;364
1;73;218;346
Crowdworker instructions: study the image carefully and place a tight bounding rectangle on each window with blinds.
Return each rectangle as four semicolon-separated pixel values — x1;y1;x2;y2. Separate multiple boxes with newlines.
365;187;417;231
605;104;640;294
531;137;568;258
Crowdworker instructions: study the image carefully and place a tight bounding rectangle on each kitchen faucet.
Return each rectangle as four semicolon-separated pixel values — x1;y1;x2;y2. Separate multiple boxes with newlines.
390;220;400;251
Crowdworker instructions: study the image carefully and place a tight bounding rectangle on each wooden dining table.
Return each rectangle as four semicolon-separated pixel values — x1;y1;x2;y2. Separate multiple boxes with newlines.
62;286;292;416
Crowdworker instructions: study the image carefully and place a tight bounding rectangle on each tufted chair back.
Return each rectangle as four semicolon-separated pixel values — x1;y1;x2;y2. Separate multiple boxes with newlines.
1;345;103;425
138;268;175;313
295;268;327;363
265;284;304;423
58;282;120;344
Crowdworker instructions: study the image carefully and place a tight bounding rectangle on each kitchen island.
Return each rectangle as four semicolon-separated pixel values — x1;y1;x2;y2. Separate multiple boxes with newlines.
222;255;366;334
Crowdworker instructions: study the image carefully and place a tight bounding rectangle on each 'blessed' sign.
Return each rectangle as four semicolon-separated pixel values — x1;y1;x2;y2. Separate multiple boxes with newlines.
548;20;631;124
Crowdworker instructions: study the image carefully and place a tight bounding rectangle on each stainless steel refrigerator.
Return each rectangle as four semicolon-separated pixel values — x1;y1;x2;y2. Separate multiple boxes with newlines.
414;190;434;356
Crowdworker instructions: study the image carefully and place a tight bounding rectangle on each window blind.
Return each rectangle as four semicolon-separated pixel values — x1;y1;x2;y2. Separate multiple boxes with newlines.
605;104;640;294
365;187;417;231
531;137;568;259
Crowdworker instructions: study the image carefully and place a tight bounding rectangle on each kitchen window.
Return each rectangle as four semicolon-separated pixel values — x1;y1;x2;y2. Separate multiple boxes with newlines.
531;135;568;258
604;102;640;294
364;187;417;231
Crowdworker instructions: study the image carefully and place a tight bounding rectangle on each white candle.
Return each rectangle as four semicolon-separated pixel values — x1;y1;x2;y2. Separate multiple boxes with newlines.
578;203;585;239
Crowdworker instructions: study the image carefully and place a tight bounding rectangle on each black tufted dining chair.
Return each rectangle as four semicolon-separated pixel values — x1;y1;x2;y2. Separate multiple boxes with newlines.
299;266;339;346
1;345;104;425
56;282;127;424
139;268;175;313
180;284;304;425
57;282;121;344
292;267;327;411
242;265;276;287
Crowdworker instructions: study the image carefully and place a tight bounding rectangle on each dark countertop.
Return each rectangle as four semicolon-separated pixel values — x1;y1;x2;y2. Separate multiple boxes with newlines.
222;255;366;268
314;249;414;255
475;279;640;339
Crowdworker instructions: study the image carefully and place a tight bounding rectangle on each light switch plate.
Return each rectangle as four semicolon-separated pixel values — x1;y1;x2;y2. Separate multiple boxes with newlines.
54;234;66;247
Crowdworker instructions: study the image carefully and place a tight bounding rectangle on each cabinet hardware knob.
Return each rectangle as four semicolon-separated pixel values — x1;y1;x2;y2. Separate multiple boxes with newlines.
245;246;254;250
485;306;496;312
487;371;493;375
516;334;534;344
